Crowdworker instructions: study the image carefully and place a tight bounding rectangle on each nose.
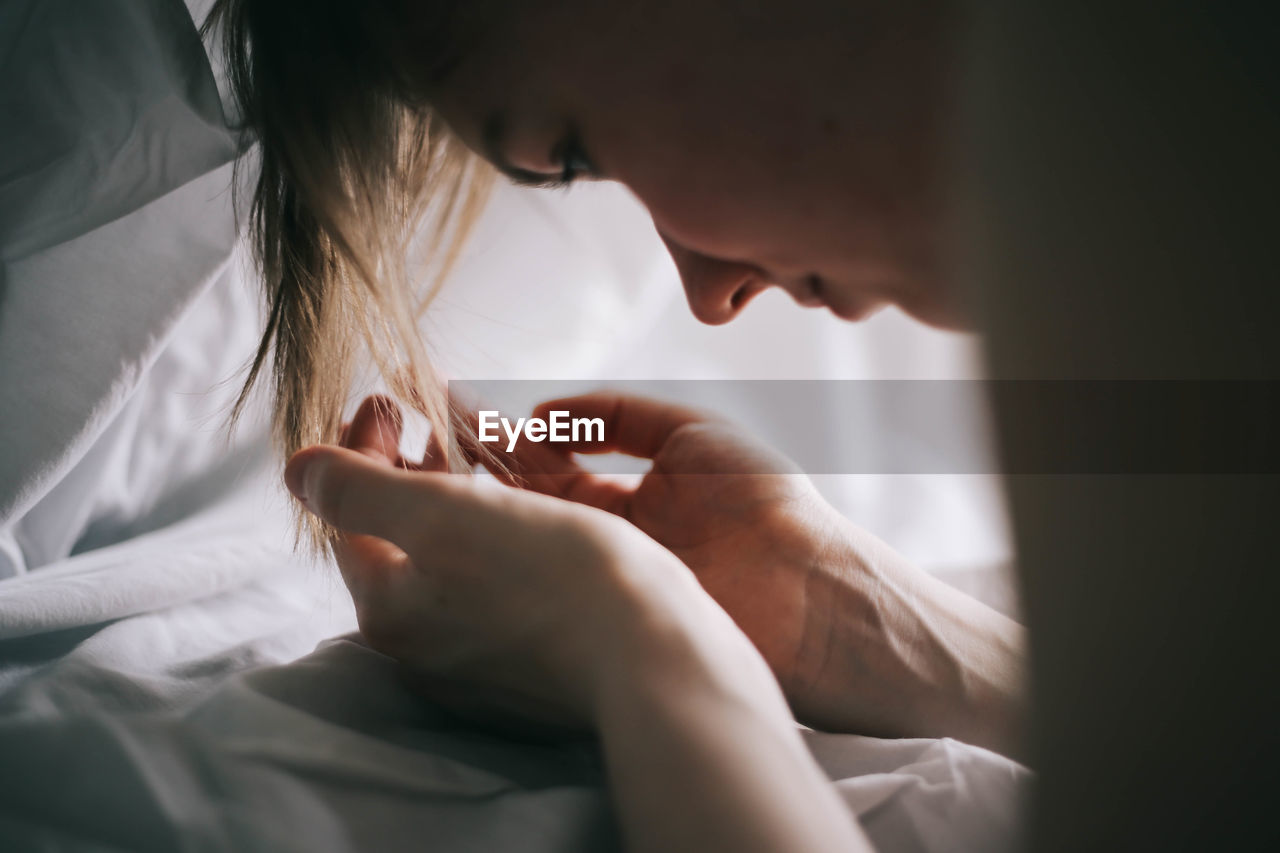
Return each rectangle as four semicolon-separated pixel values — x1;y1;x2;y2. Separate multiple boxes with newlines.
659;232;764;325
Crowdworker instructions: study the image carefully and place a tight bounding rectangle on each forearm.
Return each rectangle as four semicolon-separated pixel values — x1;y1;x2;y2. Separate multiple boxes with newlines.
891;567;1028;760
799;526;1028;762
594;603;871;853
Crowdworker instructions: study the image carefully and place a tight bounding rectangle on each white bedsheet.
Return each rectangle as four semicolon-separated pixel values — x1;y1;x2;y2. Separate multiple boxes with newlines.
0;342;1027;853
0;476;1027;852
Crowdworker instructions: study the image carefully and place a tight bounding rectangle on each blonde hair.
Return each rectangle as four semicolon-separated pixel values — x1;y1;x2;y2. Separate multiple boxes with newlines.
203;0;493;541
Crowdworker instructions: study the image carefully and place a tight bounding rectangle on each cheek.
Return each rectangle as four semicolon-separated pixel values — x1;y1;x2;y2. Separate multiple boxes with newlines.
623;171;789;267
590;102;861;275
642;192;747;258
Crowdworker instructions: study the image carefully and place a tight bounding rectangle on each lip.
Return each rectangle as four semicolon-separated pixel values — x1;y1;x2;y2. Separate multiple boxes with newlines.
793;274;888;322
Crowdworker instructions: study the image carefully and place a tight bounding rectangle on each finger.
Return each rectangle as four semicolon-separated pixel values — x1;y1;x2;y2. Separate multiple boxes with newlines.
285;444;469;551
481;438;634;515
404;404;487;474
530;393;711;458
549;468;633;517
413;429;451;473
443;405;487;472
463;405;606;495
423;404;526;482
345;395;404;464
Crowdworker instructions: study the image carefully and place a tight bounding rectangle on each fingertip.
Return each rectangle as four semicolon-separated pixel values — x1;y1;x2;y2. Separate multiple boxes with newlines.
283;445;450;545
362;394;403;426
284;445;334;506
529;401;554;422
350;395;404;460
530;395;591;422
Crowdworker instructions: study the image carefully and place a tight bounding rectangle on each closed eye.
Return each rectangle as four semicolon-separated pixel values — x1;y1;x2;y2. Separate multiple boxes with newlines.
480;112;600;190
549;127;596;188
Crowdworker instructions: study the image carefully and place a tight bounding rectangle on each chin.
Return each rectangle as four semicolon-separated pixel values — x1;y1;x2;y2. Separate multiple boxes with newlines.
820;273;967;328
881;279;972;331
897;296;972;331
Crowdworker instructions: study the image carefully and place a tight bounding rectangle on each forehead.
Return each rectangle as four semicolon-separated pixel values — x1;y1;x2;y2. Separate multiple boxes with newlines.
425;3;661;151
429;2;800;136
434;0;857;109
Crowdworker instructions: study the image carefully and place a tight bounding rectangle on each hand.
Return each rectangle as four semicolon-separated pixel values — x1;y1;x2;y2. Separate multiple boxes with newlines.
286;397;754;732
493;393;1027;755
290;397;873;853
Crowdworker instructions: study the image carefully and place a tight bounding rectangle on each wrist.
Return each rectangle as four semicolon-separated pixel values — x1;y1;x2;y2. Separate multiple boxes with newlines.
589;554;794;733
908;573;1027;757
794;521;1028;757
588;572;870;853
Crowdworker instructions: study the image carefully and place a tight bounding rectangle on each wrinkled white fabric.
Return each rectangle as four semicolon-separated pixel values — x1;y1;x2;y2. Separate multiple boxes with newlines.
0;0;242;577
808;732;1028;853
0;0;237;261
0;508;1027;852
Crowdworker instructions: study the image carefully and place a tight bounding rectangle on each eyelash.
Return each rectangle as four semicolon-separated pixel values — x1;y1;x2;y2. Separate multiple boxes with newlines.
548;130;595;188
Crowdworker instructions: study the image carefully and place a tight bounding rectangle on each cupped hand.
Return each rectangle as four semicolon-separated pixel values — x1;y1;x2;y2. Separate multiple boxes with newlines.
492;393;1027;752
285;397;744;732
484;395;854;723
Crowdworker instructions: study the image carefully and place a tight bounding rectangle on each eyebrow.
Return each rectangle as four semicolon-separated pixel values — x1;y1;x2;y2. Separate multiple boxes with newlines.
482;112;566;188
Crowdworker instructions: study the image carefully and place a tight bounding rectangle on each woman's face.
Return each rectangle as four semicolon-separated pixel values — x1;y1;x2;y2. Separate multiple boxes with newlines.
430;0;960;327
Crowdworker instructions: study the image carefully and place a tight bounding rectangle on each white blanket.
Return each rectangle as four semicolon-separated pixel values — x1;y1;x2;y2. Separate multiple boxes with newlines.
0;488;1026;852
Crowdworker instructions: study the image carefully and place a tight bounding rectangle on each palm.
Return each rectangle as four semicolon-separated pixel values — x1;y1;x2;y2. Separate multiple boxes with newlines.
500;398;838;688
626;422;810;552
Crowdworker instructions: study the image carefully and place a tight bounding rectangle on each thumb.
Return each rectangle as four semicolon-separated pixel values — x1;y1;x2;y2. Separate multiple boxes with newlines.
285;444;444;550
